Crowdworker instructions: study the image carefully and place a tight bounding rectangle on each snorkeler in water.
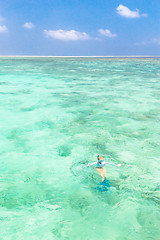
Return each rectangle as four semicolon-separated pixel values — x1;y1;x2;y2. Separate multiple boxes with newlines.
86;155;121;182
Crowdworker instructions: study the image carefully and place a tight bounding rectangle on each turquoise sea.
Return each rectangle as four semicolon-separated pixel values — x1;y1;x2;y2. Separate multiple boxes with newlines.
0;57;160;240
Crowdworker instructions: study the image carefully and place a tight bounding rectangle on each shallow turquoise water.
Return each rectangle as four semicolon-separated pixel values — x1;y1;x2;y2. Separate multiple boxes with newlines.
0;57;160;240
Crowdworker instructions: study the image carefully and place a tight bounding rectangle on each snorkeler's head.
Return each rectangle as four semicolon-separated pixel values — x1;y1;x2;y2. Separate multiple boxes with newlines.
98;156;104;161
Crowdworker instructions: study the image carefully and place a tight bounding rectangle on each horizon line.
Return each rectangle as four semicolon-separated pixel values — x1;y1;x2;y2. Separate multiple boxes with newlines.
0;55;160;58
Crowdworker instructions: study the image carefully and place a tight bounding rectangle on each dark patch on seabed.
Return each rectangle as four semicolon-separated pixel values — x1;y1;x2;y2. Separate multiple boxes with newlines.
0;180;66;209
7;128;30;153
0;184;45;209
21;104;40;112
52;220;72;240
0;81;9;85
130;112;159;121
67;193;90;216
35;120;55;130
58;145;71;157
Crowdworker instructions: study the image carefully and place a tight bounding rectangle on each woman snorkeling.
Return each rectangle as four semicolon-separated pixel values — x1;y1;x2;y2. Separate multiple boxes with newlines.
86;155;121;182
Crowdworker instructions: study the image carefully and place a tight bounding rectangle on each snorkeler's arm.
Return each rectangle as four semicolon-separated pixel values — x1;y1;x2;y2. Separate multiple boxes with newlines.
104;161;121;167
85;162;97;167
78;162;97;170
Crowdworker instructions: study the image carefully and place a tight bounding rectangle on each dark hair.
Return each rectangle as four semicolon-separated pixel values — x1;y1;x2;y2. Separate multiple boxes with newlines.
97;155;103;164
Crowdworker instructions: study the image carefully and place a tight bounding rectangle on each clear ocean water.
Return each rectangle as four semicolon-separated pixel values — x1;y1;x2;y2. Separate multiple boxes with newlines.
0;57;160;240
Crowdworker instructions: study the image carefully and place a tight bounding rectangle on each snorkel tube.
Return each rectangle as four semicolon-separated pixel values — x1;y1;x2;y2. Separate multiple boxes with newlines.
97;154;104;164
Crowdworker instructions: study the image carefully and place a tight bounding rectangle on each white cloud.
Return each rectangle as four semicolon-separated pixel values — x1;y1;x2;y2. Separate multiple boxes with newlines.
134;41;149;47
99;29;117;38
23;22;34;29
135;38;160;46
44;29;90;41
152;38;160;45
141;13;148;17
0;25;8;33
0;16;5;22
135;41;148;46
117;4;147;18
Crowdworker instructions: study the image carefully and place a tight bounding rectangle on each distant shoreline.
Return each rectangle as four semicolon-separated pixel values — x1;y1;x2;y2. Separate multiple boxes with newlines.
0;55;160;58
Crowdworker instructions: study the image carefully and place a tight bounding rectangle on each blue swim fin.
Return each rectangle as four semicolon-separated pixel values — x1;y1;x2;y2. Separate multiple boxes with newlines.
97;179;111;192
100;179;111;188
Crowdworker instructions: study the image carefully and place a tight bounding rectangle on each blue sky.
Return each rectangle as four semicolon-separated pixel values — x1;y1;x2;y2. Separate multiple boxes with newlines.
0;0;160;56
